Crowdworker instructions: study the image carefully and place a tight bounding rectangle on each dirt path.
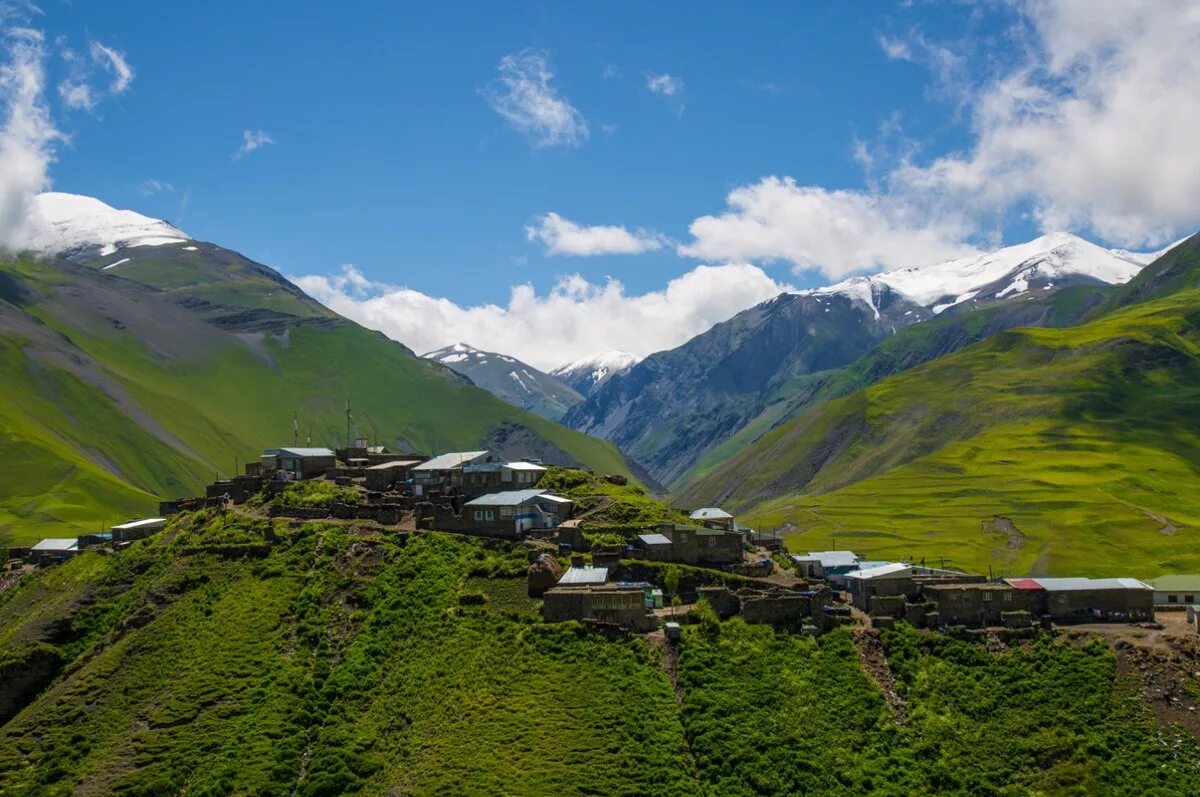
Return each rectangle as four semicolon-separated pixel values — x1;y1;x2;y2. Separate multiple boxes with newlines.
853;628;907;724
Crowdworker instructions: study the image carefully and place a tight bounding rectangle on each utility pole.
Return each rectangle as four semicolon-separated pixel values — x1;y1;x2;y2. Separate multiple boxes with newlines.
345;399;352;448
307;424;312;446
293;412;299;446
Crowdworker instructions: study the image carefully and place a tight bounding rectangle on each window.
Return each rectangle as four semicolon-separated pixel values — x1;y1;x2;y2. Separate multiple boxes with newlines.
474;509;494;521
982;592;992;602
500;506;512;518
1168;595;1178;603
1002;592;1012;602
1186;594;1195;603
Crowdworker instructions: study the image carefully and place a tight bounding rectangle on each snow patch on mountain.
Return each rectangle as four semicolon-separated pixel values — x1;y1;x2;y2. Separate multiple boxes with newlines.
552;350;644;392
799;232;1161;316
25;193;190;258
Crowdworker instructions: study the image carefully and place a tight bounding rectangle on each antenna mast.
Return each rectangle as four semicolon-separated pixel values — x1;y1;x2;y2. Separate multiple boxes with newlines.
293;411;299;446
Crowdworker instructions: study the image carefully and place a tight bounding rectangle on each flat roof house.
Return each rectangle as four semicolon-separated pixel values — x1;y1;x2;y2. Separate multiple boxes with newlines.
111;517;167;542
1148;575;1200;607
689;507;735;532
460;460;548;498
1005;577;1154;623
411;450;497;496
845;563;974;612
791;550;861;582
463;490;572;538
364;459;422;492
30;538;78;563
262;447;337;480
659;523;742;566
635;532;674;561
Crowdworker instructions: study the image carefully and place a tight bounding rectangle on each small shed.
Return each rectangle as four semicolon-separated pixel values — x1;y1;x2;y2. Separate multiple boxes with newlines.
364;460;421;492
635;532;674;561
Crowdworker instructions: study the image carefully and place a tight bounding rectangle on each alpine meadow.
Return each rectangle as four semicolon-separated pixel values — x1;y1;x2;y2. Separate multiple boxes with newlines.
3;3;1200;796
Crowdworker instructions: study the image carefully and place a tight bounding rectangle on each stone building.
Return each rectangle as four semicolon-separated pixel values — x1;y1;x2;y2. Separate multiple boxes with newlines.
1004;577;1154;623
541;584;655;631
926;583;1043;627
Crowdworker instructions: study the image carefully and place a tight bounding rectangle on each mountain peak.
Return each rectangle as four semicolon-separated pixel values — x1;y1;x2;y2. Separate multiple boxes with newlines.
551;350;644;393
25;192;190;259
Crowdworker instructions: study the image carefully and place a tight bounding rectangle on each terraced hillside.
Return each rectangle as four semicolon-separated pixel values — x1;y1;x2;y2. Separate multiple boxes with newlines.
0;252;630;547
676;236;1200;577
1;514;1197;795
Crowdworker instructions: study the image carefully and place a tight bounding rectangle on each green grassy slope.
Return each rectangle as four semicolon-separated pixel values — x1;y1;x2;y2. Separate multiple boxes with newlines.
0;519;694;795
675;283;1111;489
3;518;1196;794
677;284;1200;577
0;255;630;547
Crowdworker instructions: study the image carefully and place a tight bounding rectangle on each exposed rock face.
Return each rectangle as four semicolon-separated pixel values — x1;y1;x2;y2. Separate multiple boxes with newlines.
527;554;563;597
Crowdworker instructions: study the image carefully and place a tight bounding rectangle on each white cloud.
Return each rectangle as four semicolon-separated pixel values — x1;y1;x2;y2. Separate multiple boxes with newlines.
0;25;62;251
877;35;912;61
482;49;588;148
293;263;792;370
646;73;683;97
89;41;133;94
58;80;94;110
526;212;666;256
234;129;274;160
680;176;978;279
137;179;173;195
890;0;1200;246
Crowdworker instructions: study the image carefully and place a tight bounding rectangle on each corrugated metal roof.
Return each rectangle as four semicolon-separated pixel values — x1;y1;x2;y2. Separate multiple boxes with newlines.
559;566;608;585
638;533;672;546
505;461;547;471
111;518;166;531
1148;574;1200;592
1030;577;1152;592
413;451;490;471
367;460;421;470
32;538;78;551
264;447;336;458
464;490;569;507
689;507;733;520
845;563;911;580
803;550;860;567
1005;578;1044;590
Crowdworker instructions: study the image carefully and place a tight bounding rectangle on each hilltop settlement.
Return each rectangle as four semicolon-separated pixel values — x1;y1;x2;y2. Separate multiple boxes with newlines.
10;442;1200;640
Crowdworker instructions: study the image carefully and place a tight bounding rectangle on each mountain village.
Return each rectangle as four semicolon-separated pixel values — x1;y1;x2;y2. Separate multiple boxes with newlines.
10;439;1199;644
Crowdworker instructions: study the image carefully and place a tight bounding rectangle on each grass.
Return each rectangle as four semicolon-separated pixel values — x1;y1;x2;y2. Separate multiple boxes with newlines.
0;254;632;547
676;620;1200;796
538;467;690;530
0;516;694;795
679;286;1200;577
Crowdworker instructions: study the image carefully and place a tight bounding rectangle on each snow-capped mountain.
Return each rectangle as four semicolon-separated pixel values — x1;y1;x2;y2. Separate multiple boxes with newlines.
803;232;1164;317
425;343;584;421
551;350;644;395
22;192;191;259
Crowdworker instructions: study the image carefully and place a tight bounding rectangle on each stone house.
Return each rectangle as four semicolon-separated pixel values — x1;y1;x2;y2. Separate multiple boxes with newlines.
657;524;742;566
460;460;547;499
845;563;980;613
688;507;735;532
1147;575;1200;607
411;450;498;497
364;460;422;492
1004;577;1154;623
463;490;572;538
541;584;655;631
261;447;337;480
926;583;1043;627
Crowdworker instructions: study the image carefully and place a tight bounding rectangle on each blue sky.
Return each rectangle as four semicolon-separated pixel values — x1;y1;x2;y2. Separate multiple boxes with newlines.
43;0;997;300
9;1;1200;366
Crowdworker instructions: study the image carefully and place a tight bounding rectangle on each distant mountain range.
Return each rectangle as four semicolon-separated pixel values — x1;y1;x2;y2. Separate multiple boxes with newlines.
676;233;1200;577
423;344;584;421
0;193;632;546
563;232;1176;488
551;350;643;394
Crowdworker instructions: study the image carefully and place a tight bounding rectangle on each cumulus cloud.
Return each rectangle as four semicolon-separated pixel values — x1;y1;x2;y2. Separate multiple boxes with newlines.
892;0;1200;246
482;49;588;148
234;129;274;160
526;212;667;256
679;176;978;278
646;73;683;97
293;263;792;370
0;25;61;251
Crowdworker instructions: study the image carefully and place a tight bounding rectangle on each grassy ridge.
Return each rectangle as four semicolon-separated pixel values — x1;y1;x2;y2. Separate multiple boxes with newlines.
0;255;631;546
0;517;694;795
678;286;1200;576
